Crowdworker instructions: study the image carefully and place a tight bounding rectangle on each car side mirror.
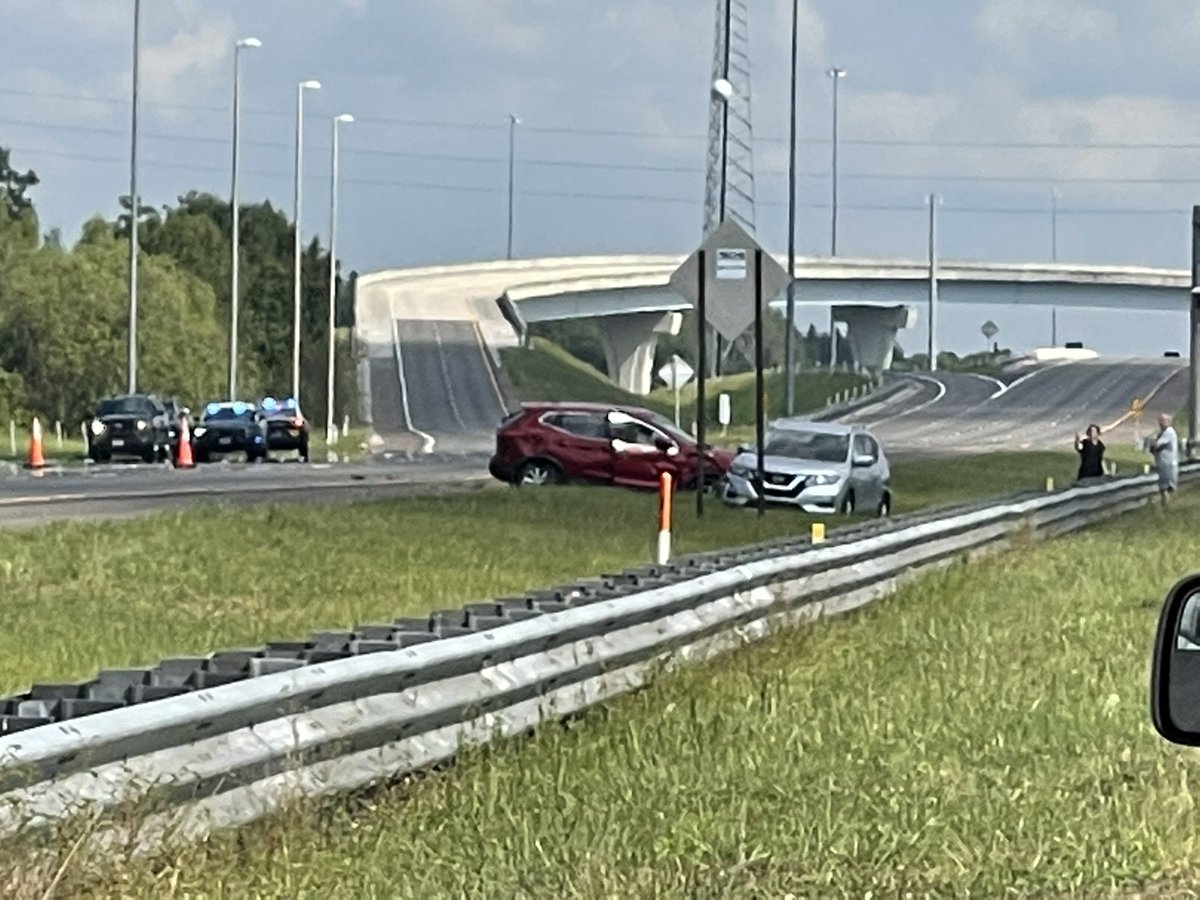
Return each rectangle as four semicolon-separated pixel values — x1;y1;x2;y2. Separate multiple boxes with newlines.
737;444;752;455
1151;574;1200;745
851;453;875;467
654;436;674;452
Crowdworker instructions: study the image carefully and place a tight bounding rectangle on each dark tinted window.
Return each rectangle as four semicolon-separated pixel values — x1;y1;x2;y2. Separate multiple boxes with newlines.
763;429;849;462
853;434;878;459
204;408;257;423
542;412;607;439
96;396;159;417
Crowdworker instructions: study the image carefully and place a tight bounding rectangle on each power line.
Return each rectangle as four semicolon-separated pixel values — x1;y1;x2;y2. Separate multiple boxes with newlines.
13;145;1187;218
9;85;1200;152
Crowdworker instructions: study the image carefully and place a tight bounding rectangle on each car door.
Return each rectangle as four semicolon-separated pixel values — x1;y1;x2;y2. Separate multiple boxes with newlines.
609;416;676;489
539;411;613;484
850;434;881;508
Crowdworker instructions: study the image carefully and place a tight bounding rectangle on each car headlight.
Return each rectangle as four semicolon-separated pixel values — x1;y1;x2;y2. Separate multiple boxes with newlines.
89;419;105;436
809;473;839;486
730;464;752;479
193;426;207;437
136;419;148;431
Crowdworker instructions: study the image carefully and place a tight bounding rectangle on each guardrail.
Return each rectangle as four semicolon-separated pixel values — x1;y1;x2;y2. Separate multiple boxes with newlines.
0;466;1192;852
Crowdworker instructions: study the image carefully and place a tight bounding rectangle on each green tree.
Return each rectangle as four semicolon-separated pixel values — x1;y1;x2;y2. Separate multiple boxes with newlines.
0;148;39;263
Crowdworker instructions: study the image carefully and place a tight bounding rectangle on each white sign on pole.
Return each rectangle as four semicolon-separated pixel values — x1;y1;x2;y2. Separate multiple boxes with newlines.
658;355;695;426
715;248;747;280
657;355;694;391
718;393;731;427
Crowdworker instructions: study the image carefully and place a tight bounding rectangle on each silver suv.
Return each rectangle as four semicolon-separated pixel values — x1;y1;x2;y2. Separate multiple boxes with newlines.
721;419;891;516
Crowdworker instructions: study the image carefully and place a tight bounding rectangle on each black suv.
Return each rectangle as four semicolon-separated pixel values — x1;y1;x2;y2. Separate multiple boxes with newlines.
193;402;270;463
260;397;310;462
86;394;174;463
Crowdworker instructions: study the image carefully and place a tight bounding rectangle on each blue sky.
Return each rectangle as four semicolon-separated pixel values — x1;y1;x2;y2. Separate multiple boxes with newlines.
3;0;1197;357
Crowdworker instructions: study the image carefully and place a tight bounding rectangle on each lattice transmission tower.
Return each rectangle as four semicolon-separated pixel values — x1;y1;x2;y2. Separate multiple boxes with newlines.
703;0;756;239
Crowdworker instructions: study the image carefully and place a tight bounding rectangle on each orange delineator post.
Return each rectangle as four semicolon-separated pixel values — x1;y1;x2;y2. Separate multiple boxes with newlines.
25;417;45;469
657;471;673;565
175;417;195;469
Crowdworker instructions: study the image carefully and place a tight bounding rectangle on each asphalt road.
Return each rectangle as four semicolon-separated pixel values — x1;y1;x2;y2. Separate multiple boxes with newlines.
839;359;1186;454
371;318;508;456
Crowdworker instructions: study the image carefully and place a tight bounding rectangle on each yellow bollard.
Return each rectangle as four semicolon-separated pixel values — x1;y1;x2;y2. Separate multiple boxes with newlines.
811;522;826;544
1045;476;1054;492
1143;463;1151;475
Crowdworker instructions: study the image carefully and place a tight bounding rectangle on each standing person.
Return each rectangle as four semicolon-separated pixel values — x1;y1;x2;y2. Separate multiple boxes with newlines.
1150;413;1179;506
1074;423;1106;481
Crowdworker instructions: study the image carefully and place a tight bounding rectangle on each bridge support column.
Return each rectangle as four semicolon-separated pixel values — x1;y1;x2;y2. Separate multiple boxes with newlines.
833;305;917;373
596;311;682;395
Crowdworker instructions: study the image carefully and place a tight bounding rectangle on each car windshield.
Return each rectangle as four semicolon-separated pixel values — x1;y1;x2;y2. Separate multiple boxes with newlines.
762;429;850;463
642;411;694;445
204;407;256;423
96;396;157;417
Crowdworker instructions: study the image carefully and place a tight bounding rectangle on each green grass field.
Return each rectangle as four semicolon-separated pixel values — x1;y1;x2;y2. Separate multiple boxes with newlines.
0;450;1185;896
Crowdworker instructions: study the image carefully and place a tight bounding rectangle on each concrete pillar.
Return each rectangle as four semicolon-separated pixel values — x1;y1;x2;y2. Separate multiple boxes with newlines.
833;305;917;373
595;311;682;395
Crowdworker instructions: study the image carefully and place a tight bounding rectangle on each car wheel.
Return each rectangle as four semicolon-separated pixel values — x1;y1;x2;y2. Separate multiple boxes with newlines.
839;491;856;516
517;459;561;486
142;447;157;464
876;492;891;518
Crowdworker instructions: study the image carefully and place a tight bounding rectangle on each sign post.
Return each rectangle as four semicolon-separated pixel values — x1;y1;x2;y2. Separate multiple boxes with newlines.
669;218;791;517
981;320;999;353
657;355;695;428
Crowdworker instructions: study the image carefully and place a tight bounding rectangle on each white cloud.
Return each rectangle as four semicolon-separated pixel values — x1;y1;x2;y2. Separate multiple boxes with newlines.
976;0;1116;48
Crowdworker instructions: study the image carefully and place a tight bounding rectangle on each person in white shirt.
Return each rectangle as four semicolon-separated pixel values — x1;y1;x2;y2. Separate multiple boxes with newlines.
1150;413;1179;506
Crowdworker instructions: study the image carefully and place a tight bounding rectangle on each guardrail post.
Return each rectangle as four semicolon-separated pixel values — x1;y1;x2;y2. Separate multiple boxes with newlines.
656;472;673;564
7;420;14;457
1045;476;1054;492
54;421;63;449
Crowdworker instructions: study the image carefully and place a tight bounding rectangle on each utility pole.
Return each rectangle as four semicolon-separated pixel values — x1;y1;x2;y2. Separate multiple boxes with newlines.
227;36;261;400
506;114;519;260
827;67;846;370
928;193;940;372
292;80;322;404
783;0;799;416
127;0;141;394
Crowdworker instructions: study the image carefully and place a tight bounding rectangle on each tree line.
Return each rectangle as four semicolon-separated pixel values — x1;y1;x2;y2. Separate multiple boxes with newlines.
0;147;358;427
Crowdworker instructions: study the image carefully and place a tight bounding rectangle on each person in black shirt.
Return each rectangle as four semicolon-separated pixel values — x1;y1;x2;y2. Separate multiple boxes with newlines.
1074;423;1106;481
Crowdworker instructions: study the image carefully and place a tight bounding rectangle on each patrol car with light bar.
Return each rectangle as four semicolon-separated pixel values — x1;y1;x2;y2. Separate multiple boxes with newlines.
259;396;311;461
191;401;270;463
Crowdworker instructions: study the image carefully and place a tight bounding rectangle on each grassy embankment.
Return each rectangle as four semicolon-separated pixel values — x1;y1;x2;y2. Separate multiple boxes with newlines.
499;337;871;442
3;463;1198;894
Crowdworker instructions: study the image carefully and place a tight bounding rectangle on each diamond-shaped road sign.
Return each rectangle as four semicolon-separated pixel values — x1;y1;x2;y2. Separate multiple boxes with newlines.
657;355;694;391
668;217;792;343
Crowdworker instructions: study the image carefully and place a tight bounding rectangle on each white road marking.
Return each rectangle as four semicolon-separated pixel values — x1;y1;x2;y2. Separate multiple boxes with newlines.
964;372;1007;398
866;374;947;427
431;321;468;431
390;316;436;454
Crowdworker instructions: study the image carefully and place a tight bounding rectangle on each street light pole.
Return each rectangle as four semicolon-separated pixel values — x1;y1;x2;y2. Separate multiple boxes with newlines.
1051;187;1060;346
928;192;941;372
784;0;799;416
228;36;261;401
827;67;846;370
326;113;353;446
292;79;321;405
127;0;141;394
506;113;519;260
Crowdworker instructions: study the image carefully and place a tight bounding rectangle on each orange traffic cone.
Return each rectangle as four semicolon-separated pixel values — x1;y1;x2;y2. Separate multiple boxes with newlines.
25;417;45;470
174;417;195;469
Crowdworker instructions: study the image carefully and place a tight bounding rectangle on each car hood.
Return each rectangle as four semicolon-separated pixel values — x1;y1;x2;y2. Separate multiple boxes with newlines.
731;453;847;477
198;420;253;433
96;413;155;424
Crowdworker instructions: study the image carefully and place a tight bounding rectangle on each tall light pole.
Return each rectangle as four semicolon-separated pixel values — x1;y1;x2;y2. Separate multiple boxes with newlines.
784;0;799;416
928;193;942;372
506;113;520;260
827;67;846;369
1050;187;1060;346
228;36;261;401
827;67;846;256
127;0;141;394
292;79;322;404
326;113;353;446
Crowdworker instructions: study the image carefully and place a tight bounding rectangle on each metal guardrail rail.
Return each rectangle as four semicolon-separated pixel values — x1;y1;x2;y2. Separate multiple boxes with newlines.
0;466;1191;850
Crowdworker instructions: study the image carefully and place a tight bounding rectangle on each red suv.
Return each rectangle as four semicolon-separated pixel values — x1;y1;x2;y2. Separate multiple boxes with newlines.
488;402;734;490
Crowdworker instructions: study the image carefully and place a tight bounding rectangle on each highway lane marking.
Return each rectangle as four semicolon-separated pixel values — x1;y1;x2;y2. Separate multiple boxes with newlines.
864;374;947;427
963;372;1007;398
431;320;469;431
390;316;437;454
472;318;509;413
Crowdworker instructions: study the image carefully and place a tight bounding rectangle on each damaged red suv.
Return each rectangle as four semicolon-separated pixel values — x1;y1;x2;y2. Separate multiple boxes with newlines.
488;402;733;490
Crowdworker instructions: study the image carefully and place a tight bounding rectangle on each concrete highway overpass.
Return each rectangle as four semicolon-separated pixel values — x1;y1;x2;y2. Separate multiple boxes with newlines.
353;254;1192;452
